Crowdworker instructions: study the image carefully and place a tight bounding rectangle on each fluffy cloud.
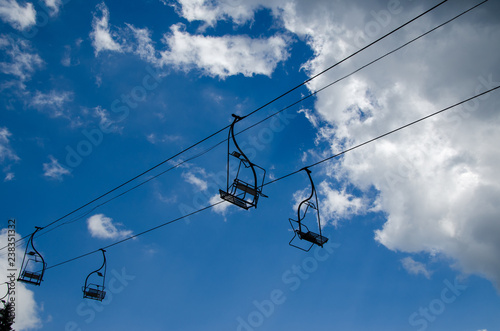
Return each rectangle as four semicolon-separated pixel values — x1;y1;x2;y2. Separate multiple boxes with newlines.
0;0;36;30
82;0;500;289
175;0;500;289
159;24;289;78
88;3;290;79
90;2;122;56
87;214;132;239
42;155;71;180
209;193;230;217
275;0;500;289
318;181;366;224
0;35;43;85
0;229;43;330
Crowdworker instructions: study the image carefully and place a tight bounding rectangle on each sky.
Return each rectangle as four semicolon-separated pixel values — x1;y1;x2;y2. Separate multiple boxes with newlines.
1;0;500;330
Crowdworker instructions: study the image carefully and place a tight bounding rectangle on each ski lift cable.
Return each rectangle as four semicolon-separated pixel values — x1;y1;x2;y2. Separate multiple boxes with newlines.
34;140;226;238
44;199;227;272
41;85;500;273
18;0;452;236
0;140;227;255
0;0;487;254
52;0;486;223
240;0;450;120
264;85;500;187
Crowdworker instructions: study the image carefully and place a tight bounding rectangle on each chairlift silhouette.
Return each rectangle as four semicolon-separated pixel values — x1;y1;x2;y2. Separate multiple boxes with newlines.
219;114;267;209
18;227;46;286
289;168;328;251
82;249;107;301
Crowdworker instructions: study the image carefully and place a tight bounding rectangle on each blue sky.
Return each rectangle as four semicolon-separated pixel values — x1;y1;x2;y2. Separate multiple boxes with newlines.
1;0;500;330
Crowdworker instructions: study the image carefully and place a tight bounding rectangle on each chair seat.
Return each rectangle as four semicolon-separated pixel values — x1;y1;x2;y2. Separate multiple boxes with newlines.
18;270;43;285
219;190;253;209
297;230;329;246
22;271;41;280
83;287;106;301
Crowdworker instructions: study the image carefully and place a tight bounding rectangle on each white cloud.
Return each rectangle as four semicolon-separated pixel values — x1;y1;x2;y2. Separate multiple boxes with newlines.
42;155;70;180
87;214;132;239
90;2;122;56
159;23;289;78
172;0;260;27
319;181;366;225
42;0;62;15
86;5;289;79
126;24;157;63
401;257;432;279
182;169;208;191
209;193;230;217
0;35;43;84
4;172;14;181
276;0;500;289
30;90;74;118
0;0;36;30
0;229;43;330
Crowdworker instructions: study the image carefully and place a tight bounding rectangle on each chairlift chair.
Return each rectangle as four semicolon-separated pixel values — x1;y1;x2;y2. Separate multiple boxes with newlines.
289;168;329;252
82;249;107;301
219;114;268;209
18;227;46;286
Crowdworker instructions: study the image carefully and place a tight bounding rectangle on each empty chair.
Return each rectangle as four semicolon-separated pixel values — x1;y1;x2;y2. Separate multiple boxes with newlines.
18;227;46;286
219;114;267;209
289;168;329;252
82;249;107;301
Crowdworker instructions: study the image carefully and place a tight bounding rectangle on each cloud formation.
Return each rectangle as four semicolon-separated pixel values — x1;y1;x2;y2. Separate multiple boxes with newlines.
30;90;74;118
42;155;70;180
90;2;122;56
87;214;132;239
158;24;289;78
88;3;290;79
182;169;208;191
0;0;36;30
0;35;43;85
276;0;500;288
173;0;500;289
